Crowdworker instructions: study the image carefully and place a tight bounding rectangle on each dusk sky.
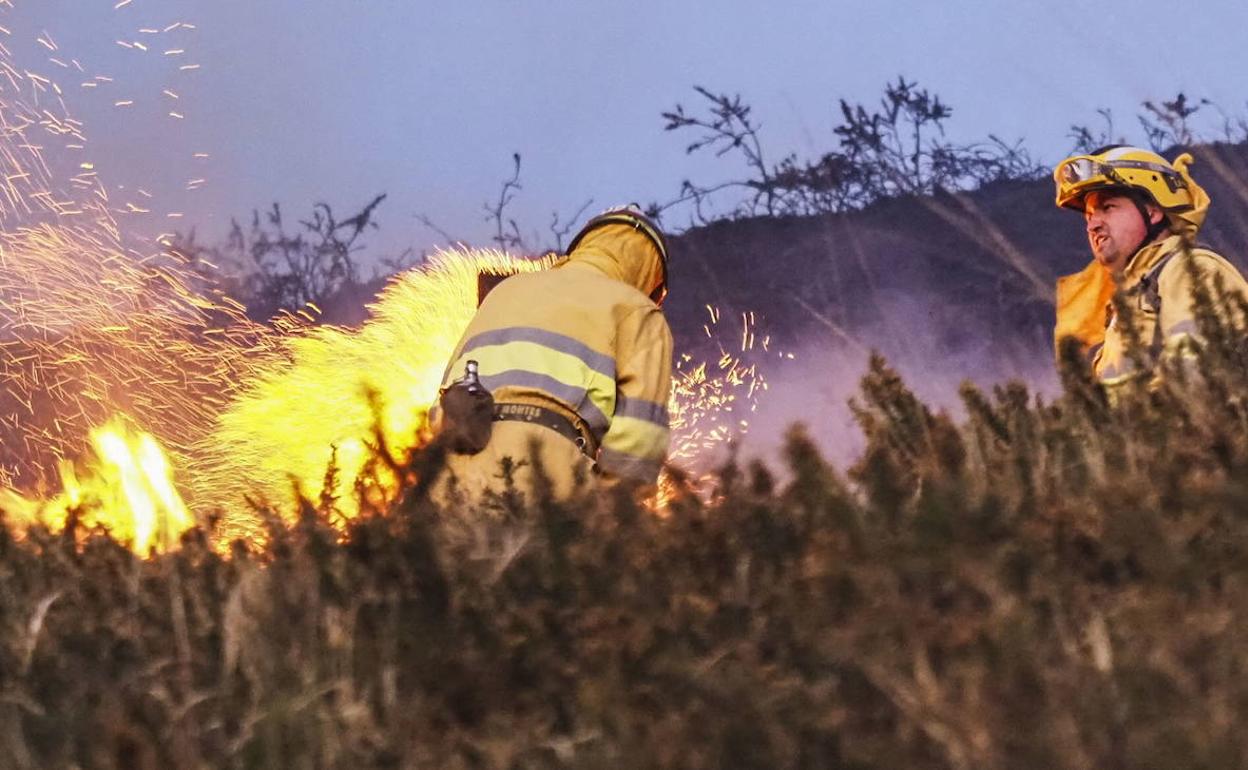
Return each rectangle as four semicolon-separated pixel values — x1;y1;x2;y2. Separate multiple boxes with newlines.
8;0;1248;262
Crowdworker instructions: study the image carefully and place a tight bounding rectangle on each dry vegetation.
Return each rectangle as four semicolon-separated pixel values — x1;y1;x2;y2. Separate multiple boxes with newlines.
2;271;1248;770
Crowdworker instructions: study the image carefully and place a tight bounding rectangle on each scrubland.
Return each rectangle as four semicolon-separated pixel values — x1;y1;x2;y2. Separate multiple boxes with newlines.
4;275;1248;770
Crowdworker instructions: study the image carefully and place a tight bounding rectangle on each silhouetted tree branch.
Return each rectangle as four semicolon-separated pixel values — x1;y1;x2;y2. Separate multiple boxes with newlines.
485;153;527;251
166;194;387;321
548;198;594;252
659;77;1042;222
1069;108;1121;154
1139;92;1210;151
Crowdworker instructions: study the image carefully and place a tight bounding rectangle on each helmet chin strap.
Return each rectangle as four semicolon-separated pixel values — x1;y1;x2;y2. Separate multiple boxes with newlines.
1129;196;1169;258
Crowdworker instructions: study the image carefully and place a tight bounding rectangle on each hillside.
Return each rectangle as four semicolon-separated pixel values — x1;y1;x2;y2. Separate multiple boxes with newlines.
665;140;1248;374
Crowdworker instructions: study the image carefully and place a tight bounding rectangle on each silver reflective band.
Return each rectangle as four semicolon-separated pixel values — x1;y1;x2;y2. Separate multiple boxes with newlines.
1107;158;1180;177
460;326;617;380
614;395;670;428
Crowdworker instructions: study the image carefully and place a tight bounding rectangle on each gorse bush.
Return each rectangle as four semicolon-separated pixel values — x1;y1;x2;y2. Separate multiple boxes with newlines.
4;276;1248;769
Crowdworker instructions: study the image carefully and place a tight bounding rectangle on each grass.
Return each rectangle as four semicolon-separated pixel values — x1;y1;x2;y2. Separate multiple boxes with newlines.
4;273;1248;769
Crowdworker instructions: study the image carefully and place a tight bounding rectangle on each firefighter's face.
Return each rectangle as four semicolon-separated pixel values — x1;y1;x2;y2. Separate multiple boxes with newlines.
1083;190;1161;273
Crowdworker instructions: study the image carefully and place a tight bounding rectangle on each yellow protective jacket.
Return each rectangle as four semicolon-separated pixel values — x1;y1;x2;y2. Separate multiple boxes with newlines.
1055;234;1248;387
441;223;673;483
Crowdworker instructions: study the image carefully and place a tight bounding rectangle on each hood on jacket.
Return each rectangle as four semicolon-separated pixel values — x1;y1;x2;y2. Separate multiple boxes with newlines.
564;222;665;301
1169;152;1210;241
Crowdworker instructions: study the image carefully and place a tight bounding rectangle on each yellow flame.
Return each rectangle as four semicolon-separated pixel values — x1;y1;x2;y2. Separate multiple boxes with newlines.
0;12;774;548
2;235;771;545
196;248;555;536
0;416;194;554
197;249;773;532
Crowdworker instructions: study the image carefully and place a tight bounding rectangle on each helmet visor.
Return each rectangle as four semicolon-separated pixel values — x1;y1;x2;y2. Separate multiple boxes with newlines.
1054;155;1116;206
1057;156;1104;186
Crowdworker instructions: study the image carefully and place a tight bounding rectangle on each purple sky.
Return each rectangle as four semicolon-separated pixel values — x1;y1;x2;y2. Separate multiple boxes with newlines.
8;0;1248;262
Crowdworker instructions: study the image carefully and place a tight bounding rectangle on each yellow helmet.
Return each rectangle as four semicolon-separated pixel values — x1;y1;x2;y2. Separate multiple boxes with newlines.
1053;146;1211;238
1053;145;1196;212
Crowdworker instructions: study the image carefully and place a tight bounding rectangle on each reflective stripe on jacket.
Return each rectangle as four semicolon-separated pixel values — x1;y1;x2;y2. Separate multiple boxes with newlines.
442;223;673;484
1055;234;1248;388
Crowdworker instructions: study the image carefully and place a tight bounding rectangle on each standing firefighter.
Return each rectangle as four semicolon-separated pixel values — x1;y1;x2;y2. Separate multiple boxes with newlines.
1053;145;1248;389
434;205;673;506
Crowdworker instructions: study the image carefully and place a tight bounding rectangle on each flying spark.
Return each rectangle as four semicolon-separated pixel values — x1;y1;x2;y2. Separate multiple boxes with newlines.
0;11;771;553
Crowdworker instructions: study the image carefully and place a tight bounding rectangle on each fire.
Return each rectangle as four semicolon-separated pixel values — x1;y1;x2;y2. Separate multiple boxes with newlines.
196;248;557;536
0;415;194;554
0;3;278;552
0;230;773;545
0;5;775;551
0;231;774;548
198;250;777;530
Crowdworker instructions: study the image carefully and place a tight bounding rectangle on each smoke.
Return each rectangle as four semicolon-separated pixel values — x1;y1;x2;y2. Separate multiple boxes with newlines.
734;288;1060;471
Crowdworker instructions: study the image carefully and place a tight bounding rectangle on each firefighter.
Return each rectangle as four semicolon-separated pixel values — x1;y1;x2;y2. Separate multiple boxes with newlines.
433;204;673;507
1053;145;1248;389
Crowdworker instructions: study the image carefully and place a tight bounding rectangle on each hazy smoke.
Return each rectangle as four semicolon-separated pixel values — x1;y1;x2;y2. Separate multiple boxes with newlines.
735;289;1059;471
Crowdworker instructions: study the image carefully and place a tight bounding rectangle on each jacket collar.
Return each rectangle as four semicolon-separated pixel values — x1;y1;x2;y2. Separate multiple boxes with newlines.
1120;233;1184;289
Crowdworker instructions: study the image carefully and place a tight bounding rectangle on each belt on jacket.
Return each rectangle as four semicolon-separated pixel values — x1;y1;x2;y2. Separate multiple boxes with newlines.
492;402;596;458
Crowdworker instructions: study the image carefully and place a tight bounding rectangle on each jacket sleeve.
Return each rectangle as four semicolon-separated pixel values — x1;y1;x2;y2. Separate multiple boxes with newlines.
597;306;673;483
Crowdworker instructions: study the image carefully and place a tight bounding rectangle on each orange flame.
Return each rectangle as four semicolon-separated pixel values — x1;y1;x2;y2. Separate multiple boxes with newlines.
0;416;194;554
194;249;554;536
0;10;774;550
1;239;773;546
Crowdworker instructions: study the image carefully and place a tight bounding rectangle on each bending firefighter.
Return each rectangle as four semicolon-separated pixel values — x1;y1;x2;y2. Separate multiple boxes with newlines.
433;205;673;506
1054;145;1248;389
